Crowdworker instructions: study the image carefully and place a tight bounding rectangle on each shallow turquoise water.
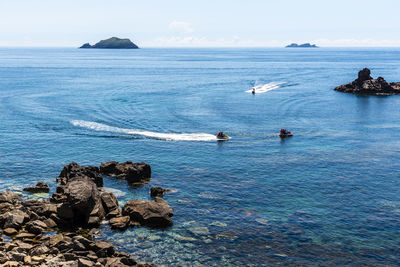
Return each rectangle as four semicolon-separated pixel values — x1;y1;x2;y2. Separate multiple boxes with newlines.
0;47;399;266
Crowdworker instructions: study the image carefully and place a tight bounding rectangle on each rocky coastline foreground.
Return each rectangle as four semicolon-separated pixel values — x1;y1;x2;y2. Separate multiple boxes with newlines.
0;161;172;266
334;68;400;96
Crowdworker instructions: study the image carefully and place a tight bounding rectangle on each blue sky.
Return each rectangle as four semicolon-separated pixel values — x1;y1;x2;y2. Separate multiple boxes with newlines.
0;0;399;47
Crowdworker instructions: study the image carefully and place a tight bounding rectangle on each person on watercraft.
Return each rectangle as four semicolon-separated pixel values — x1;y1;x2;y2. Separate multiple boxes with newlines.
280;129;287;135
252;87;256;94
217;132;224;138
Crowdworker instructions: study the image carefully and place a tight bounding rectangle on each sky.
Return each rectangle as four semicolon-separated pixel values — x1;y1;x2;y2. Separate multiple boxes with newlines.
0;0;399;47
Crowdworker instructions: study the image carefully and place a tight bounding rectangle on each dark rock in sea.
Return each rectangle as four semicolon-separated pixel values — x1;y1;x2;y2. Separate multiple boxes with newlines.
56;177;105;227
79;37;139;49
58;162;103;187
286;43;318;48
334;68;400;96
100;161;151;183
23;181;50;193
122;197;173;228
150;187;169;198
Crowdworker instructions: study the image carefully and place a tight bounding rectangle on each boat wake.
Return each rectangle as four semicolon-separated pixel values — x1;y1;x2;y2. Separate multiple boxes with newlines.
245;82;286;94
70;120;218;141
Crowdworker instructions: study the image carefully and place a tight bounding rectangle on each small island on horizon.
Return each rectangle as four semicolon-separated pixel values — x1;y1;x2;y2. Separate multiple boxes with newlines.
80;37;139;49
286;43;318;48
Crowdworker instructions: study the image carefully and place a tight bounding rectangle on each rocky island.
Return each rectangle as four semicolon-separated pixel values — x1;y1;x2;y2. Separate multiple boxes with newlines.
80;37;139;49
334;68;400;96
286;43;318;48
0;161;172;266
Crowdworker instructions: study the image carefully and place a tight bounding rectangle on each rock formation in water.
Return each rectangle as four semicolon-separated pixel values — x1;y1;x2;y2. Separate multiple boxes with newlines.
0;160;172;266
286;43;318;48
334;68;400;96
79;37;139;49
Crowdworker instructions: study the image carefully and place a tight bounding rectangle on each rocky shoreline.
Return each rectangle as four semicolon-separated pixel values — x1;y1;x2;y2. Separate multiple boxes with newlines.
0;161;172;266
334;68;400;96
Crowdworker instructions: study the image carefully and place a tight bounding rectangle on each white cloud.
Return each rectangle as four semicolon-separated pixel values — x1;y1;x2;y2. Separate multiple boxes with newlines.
168;21;194;34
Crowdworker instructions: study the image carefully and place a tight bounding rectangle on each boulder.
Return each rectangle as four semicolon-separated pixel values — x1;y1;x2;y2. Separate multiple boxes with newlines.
109;216;130;230
25;220;48;235
100;192;120;218
3;210;29;229
56;177;104;227
23;182;50;193
150;187;169;198
0;191;21;204
3;228;18;236
122;197;173;227
58;162;103;187
100;161;151;183
334;68;400;95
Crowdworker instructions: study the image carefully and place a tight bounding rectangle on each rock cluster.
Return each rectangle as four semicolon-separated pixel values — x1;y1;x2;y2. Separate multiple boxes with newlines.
0;161;172;266
334;68;400;96
100;161;151;184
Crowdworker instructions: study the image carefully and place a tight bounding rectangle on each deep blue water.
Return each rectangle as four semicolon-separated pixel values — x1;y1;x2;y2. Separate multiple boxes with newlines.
0;47;400;266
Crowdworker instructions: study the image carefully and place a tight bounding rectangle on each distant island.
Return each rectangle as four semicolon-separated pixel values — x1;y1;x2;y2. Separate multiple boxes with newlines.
80;37;139;49
286;43;318;48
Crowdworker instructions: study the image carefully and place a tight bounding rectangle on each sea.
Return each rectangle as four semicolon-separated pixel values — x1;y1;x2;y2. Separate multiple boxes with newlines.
0;47;399;266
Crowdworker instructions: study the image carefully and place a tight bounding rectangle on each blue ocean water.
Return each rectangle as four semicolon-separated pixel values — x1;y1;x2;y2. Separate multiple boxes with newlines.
0;47;400;266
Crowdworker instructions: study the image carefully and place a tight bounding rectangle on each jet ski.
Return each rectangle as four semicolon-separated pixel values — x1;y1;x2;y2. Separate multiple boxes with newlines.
216;132;230;141
279;129;293;138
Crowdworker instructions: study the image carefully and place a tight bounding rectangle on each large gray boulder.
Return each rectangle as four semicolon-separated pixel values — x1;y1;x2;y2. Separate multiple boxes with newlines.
122;197;173;227
0;191;21;204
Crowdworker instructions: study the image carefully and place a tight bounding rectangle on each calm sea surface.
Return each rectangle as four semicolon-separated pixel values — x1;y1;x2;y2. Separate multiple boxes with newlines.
0;47;399;266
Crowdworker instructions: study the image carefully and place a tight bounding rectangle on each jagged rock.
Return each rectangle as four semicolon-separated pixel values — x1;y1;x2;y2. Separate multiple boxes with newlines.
100;161;151;183
78;258;94;267
0;203;13;213
334;68;400;95
56;177;104;227
25;220;48;235
122;197;173;227
150;187;170;198
100;192;120;218
109;216;130;230
91;241;115;258
21;200;57;217
3;210;29;229
58;162;103;187
0;191;21;204
3;228;17;236
23;182;50;193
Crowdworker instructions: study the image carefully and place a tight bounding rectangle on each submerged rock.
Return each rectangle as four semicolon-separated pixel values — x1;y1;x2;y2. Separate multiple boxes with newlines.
150;187;170;198
334;68;400;95
122;197;173;227
23;182;50;193
100;161;151;183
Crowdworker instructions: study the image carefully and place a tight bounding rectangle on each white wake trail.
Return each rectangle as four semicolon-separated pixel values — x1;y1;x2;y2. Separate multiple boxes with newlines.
70;120;218;141
245;82;286;94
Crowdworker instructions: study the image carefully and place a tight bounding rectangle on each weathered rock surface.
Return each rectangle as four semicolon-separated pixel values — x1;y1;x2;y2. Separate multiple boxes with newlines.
122;197;173;227
58;162;103;187
23;181;50;193
56;177;104;227
150;187;170;198
109;216;130;230
100;161;151;183
0;191;21;204
101;192;121;218
334;68;400;95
